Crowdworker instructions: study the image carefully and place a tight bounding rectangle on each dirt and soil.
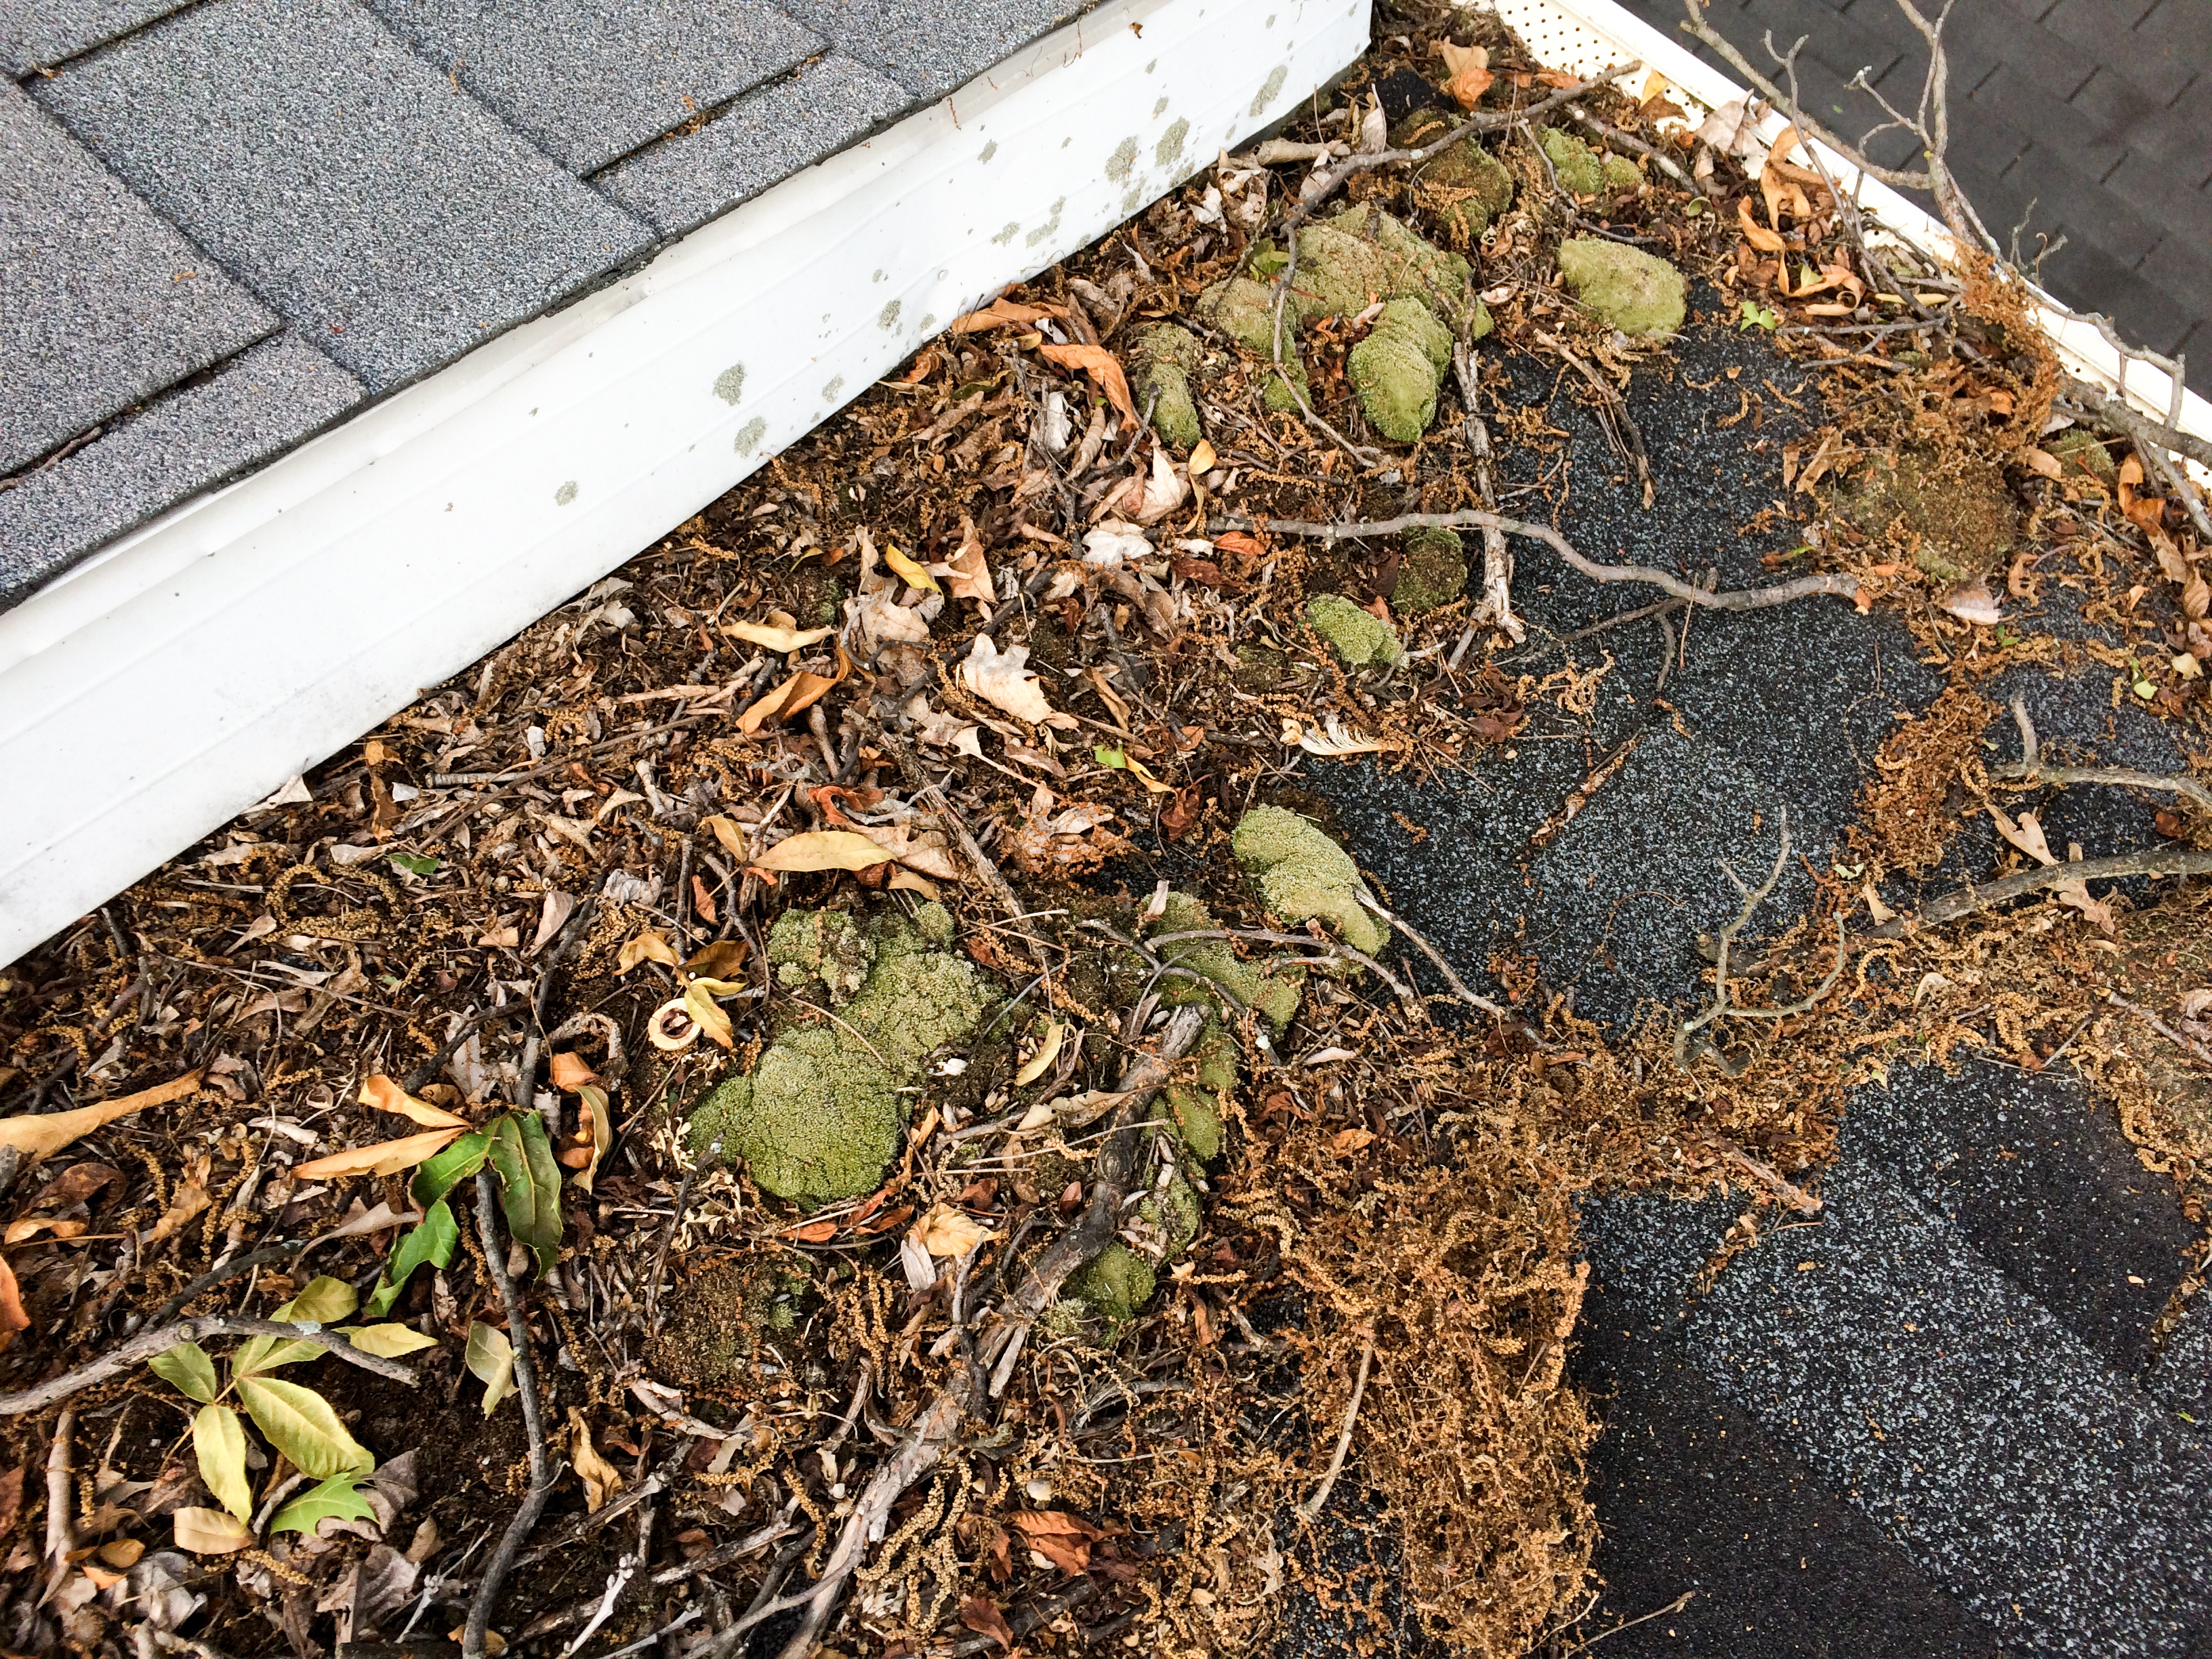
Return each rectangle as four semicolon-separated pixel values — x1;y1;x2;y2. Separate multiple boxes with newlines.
3;5;2211;1658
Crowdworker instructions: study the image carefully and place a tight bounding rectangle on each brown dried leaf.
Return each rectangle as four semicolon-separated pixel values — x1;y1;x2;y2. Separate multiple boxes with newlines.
295;1126;466;1181
945;515;994;604
959;1595;1015;1650
1036;342;1135;425
567;1410;624;1514
1737;195;1786;253
724;618;834;653
0;1071;201;1160
359;1074;469;1130
548;1052;598;1090
755;830;896;873
617;929;681;973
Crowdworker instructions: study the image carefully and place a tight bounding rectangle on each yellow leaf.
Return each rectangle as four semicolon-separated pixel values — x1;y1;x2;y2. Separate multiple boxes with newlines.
0;1070;201;1160
1014;1021;1065;1088
913;1205;996;1259
754;830;896;873
346;1323;440;1358
294;1125;465;1181
236;1376;372;1479
193;1405;254;1523
683;981;734;1050
567;1409;625;1514
173;1507;253;1556
724;619;834;653
359;1074;468;1130
466;1321;516;1415
883;545;941;594
887;866;941;900
617;928;680;973
1188;439;1217;474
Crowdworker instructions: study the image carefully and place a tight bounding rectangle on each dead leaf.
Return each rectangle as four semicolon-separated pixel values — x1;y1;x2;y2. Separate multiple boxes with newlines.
1861;880;1896;924
1433;41;1493;107
0;1071;201;1160
144;1181;211;1246
0;1256;28;1333
1009;1509;1097;1572
295;1126;466;1181
945;515;994;604
172;1508;253;1556
359;1075;468;1130
684;981;738;1050
1036;342;1135;425
618;930;680;973
1938;578;2003;626
851;822;964;881
548;1052;598;1090
1133;446;1189;525
913;1206;996;1259
736;647;849;735
724;618;834;653
960;635;1066;726
1328;1128;1376;1155
2022;447;2063;479
566;1410;624;1514
882;544;941;594
1736;194;1786;253
1988;803;2057;865
1014;1021;1065;1087
959;1595;1016;1650
756;830;896;874
950;297;1067;333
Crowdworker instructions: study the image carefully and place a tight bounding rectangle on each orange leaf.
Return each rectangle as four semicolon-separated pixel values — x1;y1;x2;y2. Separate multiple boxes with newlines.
1329;1128;1376;1155
1444;62;1494;108
548;1052;598;1090
945;514;994;605
1036;343;1136;426
735;644;850;735
0;1071;201;1161
295;1125;466;1181
789;1220;838;1244
0;1255;28;1332
2022;447;2063;478
1737;195;1786;253
949;297;1067;333
359;1073;468;1130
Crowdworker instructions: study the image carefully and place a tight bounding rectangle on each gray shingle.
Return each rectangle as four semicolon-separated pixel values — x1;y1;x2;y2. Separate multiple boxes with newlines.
0;80;275;474
596;54;913;237
33;0;656;394
362;0;822;176
776;0;1084;100
0;0;191;73
0;333;364;610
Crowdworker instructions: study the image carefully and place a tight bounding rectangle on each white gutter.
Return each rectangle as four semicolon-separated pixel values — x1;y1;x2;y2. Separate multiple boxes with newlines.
1491;0;2212;446
0;0;1368;966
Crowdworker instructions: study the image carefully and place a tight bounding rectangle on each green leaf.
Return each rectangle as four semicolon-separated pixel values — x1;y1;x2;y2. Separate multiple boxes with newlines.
464;1321;515;1416
1093;745;1128;770
269;1471;377;1536
192;1404;254;1522
236;1376;373;1479
488;1111;562;1277
387;852;440;877
409;1128;493;1209
236;1275;362;1376
344;1323;439;1358
148;1341;219;1404
364;1197;460;1318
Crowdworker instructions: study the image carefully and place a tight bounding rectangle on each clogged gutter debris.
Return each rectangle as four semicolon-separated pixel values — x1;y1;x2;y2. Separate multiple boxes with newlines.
5;3;2212;1658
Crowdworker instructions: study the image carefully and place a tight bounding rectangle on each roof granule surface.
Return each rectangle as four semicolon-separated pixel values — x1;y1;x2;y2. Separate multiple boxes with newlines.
596;52;912;237
775;0;1088;100
31;0;657;394
0;0;191;74
362;0;823;176
0;79;275;474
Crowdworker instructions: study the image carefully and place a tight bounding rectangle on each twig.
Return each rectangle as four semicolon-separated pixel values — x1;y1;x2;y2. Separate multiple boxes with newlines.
1349;894;1545;1040
1565;103;1692;186
1870;845;2212;935
425;718;700;788
1452;345;1523;643
149;1240;307;1324
1704;1139;1821;1214
1538;331;1652;508
0;1315;422;1415
1561;1590;1698;1656
2054;382;2212;546
1295;1332;1373;1523
463;1171;556;1659
1211;512;1858;610
41;1408;74;1601
646;1134;720;1334
1143;926;1419;1004
2104;989;2212;1070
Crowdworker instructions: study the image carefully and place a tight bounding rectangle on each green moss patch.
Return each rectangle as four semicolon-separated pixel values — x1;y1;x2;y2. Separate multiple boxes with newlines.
1393;108;1515;245
1539;127;1642;199
1829;449;2018;583
1134;322;1204;450
1556;237;1685;338
1307;593;1404;666
1393;526;1469;613
1232;805;1389;957
1350;297;1456;443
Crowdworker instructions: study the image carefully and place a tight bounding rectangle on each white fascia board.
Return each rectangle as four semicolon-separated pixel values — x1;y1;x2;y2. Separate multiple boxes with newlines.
1490;0;2212;449
0;0;1369;966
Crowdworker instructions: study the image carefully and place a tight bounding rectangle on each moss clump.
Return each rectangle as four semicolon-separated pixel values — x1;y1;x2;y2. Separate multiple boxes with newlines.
1393;526;1468;613
1069;1244;1156;1322
1350;297;1456;443
1158;1012;1239;1162
1393;108;1515;244
1296;207;1480;333
767;907;873;1003
689;904;989;1203
2048;428;2118;485
1307;594;1404;667
649;1261;812;1391
1195;274;1308;410
1539;127;1642;199
1151;891;1305;1031
1556;237;1685;337
1134;323;1204;450
1232;805;1389;958
1830;449;2017;583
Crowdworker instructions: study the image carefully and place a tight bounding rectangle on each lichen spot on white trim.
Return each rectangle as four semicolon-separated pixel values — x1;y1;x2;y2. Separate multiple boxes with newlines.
823;375;845;403
979;140;998;163
879;300;903;329
713;363;746;405
554;480;578;506
735;417;768;456
1156;117;1189;167
1250;64;1286;115
1105;136;1140;182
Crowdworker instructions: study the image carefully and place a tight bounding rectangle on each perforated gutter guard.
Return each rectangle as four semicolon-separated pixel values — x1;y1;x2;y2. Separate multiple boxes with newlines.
0;0;1367;966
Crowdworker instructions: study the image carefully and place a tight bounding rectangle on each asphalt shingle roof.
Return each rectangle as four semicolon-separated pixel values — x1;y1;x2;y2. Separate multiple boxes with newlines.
361;0;824;175
0;0;1103;611
0;79;275;474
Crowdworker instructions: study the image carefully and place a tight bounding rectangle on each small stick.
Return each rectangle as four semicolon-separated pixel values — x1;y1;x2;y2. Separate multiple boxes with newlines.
1211;512;1858;611
1296;1332;1374;1523
462;1171;557;1659
1452;344;1523;643
2104;989;2212;1069
1349;895;1547;1040
1997;694;2212;813
1870;846;2212;935
0;1315;421;1416
41;1408;75;1601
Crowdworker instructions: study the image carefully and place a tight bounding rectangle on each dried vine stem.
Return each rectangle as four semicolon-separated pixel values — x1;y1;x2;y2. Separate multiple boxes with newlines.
1995;694;2212;814
1870;845;2212;937
1452;344;1524;644
2105;989;2212;1070
1296;1332;1374;1523
1210;511;1858;610
0;1314;421;1416
758;1006;1208;1659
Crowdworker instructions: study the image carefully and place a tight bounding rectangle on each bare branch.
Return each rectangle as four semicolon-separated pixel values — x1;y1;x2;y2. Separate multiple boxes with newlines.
0;1314;422;1416
1870;845;2212;936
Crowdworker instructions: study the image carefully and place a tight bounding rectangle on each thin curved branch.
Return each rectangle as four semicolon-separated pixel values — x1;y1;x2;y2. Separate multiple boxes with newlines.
0;1315;421;1416
1870;845;2212;937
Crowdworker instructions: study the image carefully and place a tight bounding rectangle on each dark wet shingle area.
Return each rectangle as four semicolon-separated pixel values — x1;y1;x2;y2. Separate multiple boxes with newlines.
0;79;276;473
362;0;823;175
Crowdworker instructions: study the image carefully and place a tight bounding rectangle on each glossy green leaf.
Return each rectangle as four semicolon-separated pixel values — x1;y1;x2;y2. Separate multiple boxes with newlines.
148;1341;218;1404
344;1323;438;1358
464;1321;515;1416
269;1471;377;1536
192;1404;253;1522
488;1111;562;1277
409;1128;493;1208
364;1196;459;1318
236;1376;372;1479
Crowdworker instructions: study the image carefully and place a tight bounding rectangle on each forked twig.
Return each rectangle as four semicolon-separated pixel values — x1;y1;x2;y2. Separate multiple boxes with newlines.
1995;695;2212;815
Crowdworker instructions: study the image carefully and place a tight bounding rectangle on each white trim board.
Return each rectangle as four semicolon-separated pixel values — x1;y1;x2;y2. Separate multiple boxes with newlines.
1488;0;2212;451
0;0;1369;966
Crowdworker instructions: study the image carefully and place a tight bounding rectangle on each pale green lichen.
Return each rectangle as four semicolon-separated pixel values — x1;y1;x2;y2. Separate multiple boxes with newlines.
1349;297;1455;443
1195;274;1308;410
1134;323;1204;450
1069;1244;1156;1322
1555;237;1686;337
689;904;988;1204
1232;805;1389;958
768;907;873;1003
1158;1012;1239;1162
1393;526;1468;613
1306;594;1404;667
1294;207;1479;333
1151;891;1304;1030
1539;127;1642;199
1393;108;1516;244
